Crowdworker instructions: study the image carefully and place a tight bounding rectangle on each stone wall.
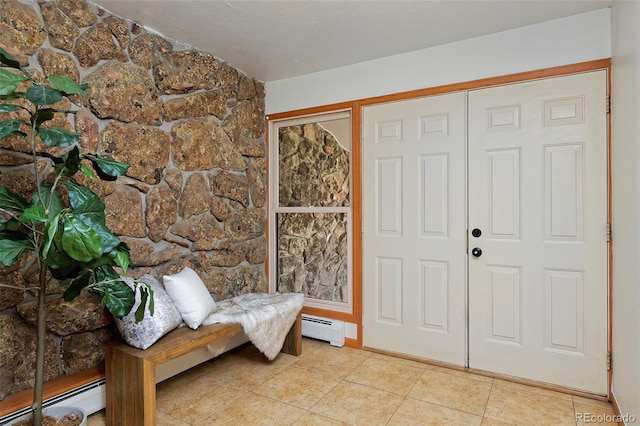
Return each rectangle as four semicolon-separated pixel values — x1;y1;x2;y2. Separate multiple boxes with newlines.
0;0;266;399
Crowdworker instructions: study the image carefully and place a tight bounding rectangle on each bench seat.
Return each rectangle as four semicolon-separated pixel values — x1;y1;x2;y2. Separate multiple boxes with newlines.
105;313;301;426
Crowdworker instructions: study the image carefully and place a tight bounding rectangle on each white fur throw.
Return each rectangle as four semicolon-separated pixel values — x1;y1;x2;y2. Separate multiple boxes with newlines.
202;292;304;360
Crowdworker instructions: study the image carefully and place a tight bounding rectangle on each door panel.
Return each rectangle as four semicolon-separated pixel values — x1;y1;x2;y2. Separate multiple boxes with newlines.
363;93;467;365
468;71;608;394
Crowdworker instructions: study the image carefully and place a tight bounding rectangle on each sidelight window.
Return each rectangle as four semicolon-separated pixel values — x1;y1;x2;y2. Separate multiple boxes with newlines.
269;111;353;314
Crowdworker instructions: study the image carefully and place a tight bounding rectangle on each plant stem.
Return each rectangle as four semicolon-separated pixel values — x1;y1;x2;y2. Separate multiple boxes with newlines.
30;111;44;212
32;226;48;426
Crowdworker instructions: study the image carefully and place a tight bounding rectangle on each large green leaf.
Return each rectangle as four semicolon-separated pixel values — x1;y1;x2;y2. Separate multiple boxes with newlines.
46;252;82;278
39;127;81;147
76;214;120;253
32;184;65;219
25;85;63;105
65;185;120;253
0;92;26;101
55;146;81;177
95;280;135;319
31;109;55;129
0;119;26;141
0;104;21;112
96;264;120;282
41;211;60;261
19;205;46;224
79;163;97;179
63;273;91;302
64;181;99;209
84;254;115;271
0;218;22;232
0;69;26;95
0;238;33;266
0;48;23;70
0;228;30;244
83;154;129;180
37;151;64;165
0;187;29;213
111;243;131;273
48;76;87;95
61;215;103;262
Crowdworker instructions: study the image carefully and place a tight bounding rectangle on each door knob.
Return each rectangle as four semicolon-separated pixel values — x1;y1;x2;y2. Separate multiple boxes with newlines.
471;247;483;257
471;228;482;238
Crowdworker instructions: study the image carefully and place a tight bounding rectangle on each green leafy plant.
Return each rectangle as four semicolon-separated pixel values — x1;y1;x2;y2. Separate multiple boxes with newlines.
0;48;152;425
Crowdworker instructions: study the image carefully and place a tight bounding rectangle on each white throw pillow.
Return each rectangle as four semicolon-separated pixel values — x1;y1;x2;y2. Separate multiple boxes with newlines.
114;274;183;350
163;267;217;329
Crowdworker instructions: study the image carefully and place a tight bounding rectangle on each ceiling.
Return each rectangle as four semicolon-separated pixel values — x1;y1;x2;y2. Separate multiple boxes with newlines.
91;1;613;82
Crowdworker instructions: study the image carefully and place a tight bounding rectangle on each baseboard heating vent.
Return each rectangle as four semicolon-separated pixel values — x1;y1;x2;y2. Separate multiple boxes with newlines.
301;314;345;347
0;379;105;426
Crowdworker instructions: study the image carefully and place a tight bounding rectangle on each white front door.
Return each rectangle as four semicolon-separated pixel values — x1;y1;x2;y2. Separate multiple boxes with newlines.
362;71;608;394
363;92;467;365
467;71;608;394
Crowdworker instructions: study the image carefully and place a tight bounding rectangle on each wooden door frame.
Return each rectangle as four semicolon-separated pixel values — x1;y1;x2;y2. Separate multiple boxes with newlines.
267;104;362;348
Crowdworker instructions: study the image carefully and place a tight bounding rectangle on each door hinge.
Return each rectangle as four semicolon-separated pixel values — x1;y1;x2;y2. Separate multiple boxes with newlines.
606;95;611;114
606;223;612;242
607;351;612;371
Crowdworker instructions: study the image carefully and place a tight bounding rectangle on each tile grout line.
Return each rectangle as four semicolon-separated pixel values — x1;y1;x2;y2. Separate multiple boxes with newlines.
481;377;496;424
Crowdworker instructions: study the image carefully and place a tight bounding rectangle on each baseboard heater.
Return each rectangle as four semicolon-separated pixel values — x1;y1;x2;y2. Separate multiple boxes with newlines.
0;379;105;426
301;314;345;347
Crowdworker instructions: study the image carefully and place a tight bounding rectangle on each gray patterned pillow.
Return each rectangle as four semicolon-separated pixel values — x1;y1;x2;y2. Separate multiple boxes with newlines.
114;274;183;350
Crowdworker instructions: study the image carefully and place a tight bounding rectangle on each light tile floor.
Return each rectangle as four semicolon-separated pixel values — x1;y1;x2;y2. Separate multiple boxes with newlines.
88;338;617;425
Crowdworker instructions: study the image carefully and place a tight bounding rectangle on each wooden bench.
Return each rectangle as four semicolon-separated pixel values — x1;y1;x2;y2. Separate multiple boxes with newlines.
105;313;302;426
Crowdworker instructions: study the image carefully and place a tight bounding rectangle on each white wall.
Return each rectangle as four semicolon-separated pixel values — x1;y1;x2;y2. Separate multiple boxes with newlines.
265;8;611;114
611;0;640;422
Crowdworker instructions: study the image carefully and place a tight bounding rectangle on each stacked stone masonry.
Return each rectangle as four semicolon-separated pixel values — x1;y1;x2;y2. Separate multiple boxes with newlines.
0;0;267;398
276;124;350;302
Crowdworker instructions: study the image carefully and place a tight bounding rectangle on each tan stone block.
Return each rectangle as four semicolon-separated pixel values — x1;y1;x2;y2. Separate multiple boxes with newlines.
84;61;163;125
237;75;257;100
226;208;265;242
101;121;170;184
210;196;231;221
104;184;146;237
171;117;246;171
170;214;228;251
128;34;173;69
73;23;126;67
39;1;79;52
211;171;249;207
163;89;232;121
154;50;220;95
17;293;112;336
247;157;266;207
178;173;210;218
104;16;130;49
146;185;177;242
0;0;46;55
53;0;97;28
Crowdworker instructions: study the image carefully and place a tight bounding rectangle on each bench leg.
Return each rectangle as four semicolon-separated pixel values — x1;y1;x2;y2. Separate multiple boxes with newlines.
280;312;302;356
106;345;157;426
